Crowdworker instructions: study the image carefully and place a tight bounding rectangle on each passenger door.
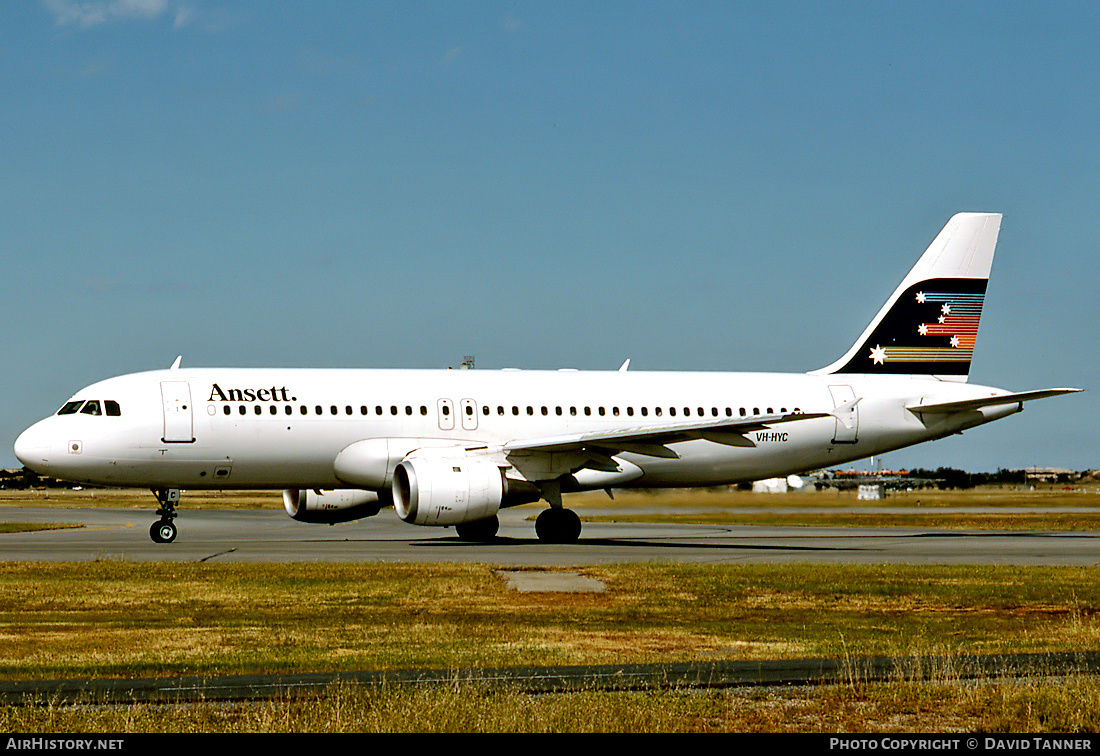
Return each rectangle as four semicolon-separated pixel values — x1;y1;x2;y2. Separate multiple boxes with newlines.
161;381;195;443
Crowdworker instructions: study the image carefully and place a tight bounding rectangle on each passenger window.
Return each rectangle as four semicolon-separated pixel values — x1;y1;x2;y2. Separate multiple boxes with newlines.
57;401;84;415
105;400;121;416
80;401;102;416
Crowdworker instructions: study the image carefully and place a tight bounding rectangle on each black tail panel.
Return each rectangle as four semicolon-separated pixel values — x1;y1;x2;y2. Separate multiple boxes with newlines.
832;277;987;375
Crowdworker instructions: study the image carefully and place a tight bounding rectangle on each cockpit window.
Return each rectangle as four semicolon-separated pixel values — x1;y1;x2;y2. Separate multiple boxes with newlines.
57;401;84;415
56;399;121;417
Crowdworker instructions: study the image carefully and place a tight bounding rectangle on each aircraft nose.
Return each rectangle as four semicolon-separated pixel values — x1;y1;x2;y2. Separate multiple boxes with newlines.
14;422;52;469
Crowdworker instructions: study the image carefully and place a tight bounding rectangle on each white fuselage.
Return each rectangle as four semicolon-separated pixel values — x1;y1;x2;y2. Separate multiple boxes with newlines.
14;367;1019;491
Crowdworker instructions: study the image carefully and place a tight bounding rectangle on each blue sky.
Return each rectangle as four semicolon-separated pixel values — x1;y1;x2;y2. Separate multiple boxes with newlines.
1;1;1096;472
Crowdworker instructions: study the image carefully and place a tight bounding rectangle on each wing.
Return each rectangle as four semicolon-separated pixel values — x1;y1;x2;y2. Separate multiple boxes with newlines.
504;410;832;459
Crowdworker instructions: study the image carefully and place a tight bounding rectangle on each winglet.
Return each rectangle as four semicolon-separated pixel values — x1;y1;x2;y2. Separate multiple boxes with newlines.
618;359;630;372
170;356;182;370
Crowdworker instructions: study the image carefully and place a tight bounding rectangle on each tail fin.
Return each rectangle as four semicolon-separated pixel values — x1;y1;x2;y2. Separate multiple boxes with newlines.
814;212;1001;381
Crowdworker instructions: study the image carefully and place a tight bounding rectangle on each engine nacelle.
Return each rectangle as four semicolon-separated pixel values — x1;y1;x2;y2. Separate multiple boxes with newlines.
282;488;386;524
392;456;507;526
333;438;472;489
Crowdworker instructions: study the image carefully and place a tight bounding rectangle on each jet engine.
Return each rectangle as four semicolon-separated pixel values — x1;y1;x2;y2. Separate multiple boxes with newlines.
282;488;387;524
392;455;538;526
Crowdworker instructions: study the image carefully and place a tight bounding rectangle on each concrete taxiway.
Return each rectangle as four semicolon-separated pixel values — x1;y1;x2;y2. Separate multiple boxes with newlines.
1;506;1098;565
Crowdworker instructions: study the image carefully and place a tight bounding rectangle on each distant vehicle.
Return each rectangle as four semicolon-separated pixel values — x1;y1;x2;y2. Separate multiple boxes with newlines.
15;213;1079;543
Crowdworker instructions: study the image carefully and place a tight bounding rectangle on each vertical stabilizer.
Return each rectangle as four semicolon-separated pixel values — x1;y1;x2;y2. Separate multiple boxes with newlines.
813;212;1001;380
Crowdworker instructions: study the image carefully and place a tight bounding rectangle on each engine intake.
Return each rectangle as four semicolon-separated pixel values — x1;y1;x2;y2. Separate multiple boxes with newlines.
282;488;387;524
393;456;513;526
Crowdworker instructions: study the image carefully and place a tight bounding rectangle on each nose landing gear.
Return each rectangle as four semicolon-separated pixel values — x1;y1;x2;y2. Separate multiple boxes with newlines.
149;488;180;544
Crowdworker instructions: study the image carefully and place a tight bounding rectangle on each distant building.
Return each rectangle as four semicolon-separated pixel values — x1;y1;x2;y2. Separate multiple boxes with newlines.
857;484;885;500
1024;467;1074;483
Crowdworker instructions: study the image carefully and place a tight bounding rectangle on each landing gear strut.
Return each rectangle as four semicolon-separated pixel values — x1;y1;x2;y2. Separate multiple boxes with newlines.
150;488;180;544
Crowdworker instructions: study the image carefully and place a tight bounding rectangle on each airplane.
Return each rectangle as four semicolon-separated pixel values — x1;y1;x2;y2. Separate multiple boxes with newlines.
13;212;1080;544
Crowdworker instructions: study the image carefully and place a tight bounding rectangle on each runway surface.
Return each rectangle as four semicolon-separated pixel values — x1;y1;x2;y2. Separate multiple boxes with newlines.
2;506;1098;565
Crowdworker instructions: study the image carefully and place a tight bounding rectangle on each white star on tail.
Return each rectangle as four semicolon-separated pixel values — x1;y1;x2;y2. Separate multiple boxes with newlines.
916;291;926;304
869;345;887;365
950;335;960;348
918;323;928;336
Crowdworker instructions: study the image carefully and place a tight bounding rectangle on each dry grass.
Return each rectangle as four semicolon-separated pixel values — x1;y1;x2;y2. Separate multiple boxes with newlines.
4;672;1100;732
0;562;1098;681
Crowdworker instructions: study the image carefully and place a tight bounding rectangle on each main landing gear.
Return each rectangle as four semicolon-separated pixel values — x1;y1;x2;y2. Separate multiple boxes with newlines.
535;507;582;543
455;515;499;542
149;488;180;544
533;480;582;544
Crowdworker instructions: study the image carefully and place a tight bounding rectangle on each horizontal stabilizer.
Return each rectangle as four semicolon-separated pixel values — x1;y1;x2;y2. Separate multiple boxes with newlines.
907;388;1081;415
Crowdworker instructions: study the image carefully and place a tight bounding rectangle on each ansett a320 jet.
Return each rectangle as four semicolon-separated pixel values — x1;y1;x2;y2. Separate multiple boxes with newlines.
14;213;1080;544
